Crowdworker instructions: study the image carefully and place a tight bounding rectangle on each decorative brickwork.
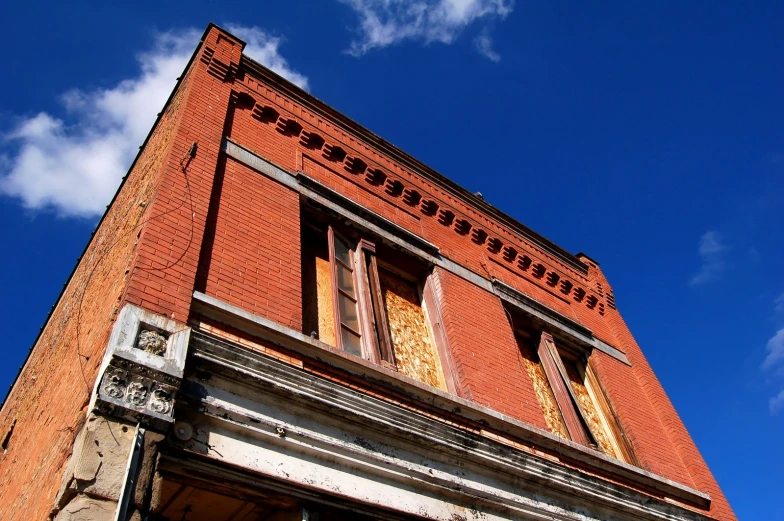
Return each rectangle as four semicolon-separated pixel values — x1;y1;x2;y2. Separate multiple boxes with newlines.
0;24;735;521
231;92;608;320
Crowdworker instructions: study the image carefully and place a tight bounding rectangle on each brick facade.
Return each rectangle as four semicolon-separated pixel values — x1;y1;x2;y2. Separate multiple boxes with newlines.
0;24;735;521
0;51;193;521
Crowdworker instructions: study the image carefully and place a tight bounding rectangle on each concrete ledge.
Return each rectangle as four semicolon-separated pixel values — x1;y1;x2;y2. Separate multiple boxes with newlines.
190;290;709;509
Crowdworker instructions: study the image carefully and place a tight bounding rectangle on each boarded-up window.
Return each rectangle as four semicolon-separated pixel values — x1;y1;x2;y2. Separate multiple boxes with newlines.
301;210;450;390
515;334;569;438
302;225;336;346
377;267;447;390
563;358;616;456
537;333;595;447
508;309;637;464
568;360;638;464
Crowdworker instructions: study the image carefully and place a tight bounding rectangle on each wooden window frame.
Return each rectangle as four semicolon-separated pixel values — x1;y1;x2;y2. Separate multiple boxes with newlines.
537;332;595;447
581;362;639;465
534;331;637;463
360;241;397;368
327;226;364;357
324;227;412;370
304;210;453;391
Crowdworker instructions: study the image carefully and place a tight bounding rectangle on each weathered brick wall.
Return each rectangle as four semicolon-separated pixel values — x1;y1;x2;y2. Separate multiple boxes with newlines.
226;78;606;336
196;156;302;330
221;56;735;519
0;64;193;521
434;268;550;429
123;27;244;324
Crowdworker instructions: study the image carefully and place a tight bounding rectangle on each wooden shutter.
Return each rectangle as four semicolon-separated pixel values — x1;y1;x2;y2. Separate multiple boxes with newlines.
362;247;396;367
537;333;594;446
328;227;363;357
514;333;569;438
583;363;639;464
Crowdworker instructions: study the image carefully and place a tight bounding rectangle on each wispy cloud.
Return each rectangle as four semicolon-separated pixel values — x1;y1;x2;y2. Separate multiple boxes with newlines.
770;389;784;414
689;230;730;286
763;300;784;414
340;0;513;59
775;292;784;314
474;29;501;62
0;26;306;218
225;25;308;90
763;329;784;372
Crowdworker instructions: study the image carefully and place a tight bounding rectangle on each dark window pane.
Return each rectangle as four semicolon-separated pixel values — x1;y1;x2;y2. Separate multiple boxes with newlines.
338;293;360;331
336;264;355;298
334;237;351;266
341;328;362;356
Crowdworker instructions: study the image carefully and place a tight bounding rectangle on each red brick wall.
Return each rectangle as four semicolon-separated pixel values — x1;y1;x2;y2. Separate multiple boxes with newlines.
222;54;735;520
434;268;550;429
582;257;736;520
123;27;244;324
0;56;193;521
226;76;607;337
196;156;302;330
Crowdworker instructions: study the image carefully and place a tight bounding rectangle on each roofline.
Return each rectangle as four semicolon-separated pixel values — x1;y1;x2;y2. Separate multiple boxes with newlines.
238;53;589;275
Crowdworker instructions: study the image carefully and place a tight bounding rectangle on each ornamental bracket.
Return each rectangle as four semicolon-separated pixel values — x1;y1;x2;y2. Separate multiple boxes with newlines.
91;304;190;431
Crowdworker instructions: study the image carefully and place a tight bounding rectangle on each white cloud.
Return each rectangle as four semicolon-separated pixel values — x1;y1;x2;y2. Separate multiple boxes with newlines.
0;26;307;218
775;292;784;314
763;328;784;414
770;389;784;414
474;30;500;62
762;328;784;372
225;25;308;89
341;0;513;59
689;230;730;286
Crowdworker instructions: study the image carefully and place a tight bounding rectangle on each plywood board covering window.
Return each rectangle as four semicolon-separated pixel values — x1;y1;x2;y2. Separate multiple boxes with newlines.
564;359;617;457
515;335;569;438
300;208;451;391
508;310;637;464
302;226;336;346
378;267;447;390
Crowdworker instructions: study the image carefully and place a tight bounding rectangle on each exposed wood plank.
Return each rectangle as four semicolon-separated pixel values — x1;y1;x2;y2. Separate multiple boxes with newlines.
538;333;592;446
367;252;396;366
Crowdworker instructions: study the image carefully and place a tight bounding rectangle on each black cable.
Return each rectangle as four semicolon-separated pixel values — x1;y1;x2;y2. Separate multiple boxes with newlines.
73;142;197;394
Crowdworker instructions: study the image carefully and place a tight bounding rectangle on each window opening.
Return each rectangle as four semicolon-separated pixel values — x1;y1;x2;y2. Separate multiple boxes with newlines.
301;223;336;346
374;263;447;390
508;309;637;463
301;207;448;390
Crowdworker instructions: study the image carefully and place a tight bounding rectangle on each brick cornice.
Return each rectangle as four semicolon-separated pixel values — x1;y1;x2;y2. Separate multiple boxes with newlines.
237;55;588;277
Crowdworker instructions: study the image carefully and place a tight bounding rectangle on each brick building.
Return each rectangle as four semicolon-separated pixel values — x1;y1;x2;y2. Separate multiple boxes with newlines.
0;24;735;521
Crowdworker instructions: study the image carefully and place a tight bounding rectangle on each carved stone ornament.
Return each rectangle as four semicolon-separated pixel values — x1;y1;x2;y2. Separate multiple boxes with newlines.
96;354;179;429
149;388;173;414
126;381;149;406
101;368;128;399
136;329;168;356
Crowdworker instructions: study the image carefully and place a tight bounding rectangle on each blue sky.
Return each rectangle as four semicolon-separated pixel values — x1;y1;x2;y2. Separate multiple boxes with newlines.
0;2;781;518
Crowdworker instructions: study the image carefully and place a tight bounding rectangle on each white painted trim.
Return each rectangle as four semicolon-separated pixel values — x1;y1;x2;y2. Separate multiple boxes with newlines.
184;304;710;510
173;333;712;521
